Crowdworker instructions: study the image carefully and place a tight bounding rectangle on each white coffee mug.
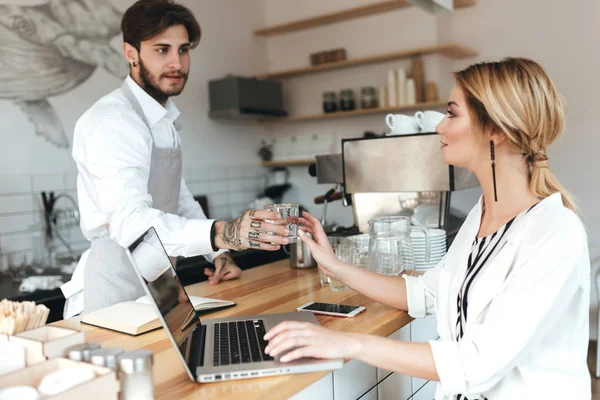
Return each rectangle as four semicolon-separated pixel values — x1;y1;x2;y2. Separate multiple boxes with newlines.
414;111;445;132
385;114;420;135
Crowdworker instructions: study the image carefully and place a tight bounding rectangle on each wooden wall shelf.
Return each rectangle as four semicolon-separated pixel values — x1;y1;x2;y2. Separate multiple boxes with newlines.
262;101;447;124
254;0;478;37
261;159;314;168
257;43;477;80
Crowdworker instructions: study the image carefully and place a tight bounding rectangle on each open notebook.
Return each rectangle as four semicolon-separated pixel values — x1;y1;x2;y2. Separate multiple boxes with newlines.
81;296;236;336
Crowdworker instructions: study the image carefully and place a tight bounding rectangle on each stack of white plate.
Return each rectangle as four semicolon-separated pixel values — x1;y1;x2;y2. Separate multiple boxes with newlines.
410;228;446;270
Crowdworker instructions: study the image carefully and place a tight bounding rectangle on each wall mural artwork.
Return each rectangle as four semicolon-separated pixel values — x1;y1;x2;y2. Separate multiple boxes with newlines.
0;0;128;149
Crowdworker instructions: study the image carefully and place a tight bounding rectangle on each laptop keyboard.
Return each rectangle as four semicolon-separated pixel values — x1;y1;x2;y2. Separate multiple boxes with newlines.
213;319;273;366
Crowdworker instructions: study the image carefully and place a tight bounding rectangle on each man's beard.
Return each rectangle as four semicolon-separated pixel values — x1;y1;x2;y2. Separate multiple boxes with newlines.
138;59;188;104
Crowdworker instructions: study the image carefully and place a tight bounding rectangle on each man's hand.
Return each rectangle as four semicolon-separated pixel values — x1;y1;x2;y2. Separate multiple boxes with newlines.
213;210;289;251
204;253;241;285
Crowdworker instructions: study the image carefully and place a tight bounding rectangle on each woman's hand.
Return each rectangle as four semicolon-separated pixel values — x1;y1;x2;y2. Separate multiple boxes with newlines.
298;211;347;280
264;321;362;363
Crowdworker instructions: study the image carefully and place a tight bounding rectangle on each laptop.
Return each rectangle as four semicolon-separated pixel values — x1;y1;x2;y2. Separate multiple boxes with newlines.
126;227;343;383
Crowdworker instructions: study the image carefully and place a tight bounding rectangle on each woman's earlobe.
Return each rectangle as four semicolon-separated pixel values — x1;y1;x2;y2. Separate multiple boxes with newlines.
490;128;507;144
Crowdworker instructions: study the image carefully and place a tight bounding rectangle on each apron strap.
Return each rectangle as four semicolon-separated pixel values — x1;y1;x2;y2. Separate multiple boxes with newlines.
121;81;153;131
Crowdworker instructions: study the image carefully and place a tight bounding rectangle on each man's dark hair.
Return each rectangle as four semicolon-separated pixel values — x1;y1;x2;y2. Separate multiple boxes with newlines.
121;0;201;51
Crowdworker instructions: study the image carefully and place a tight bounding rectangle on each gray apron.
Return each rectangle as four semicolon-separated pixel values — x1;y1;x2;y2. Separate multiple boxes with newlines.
83;82;182;314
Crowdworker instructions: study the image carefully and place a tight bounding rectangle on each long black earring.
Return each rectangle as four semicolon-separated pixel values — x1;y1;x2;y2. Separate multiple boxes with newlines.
490;140;498;202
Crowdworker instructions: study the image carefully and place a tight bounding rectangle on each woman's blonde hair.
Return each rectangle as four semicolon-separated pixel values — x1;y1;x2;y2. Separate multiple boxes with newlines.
454;57;577;212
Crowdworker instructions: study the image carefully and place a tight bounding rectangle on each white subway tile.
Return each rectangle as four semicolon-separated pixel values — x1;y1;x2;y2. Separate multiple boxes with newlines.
189;167;209;181
63;171;78;190
229;193;245;205
0;195;35;214
0;233;34;253
31;173;65;192
209;181;228;194
0;214;35;235
212;211;228;221
228;166;244;179
186;182;204;196
210;194;229;208
0;175;32;194
243;192;257;203
208;166;228;180
0;255;6;271
182;167;193;181
230;202;248;213
243;166;260;178
68;227;86;244
227;179;244;191
32;211;43;225
244;179;260;191
71;242;90;254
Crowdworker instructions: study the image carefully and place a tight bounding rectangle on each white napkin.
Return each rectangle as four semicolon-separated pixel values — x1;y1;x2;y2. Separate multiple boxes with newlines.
19;276;64;293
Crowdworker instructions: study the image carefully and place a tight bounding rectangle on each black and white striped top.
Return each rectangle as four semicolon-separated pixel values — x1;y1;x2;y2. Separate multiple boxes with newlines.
455;202;539;400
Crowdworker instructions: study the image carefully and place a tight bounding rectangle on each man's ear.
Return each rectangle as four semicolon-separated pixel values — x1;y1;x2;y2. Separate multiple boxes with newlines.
122;43;139;68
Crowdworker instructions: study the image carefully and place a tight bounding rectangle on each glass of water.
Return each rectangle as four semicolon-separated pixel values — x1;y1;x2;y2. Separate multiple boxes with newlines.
330;244;356;292
265;203;299;243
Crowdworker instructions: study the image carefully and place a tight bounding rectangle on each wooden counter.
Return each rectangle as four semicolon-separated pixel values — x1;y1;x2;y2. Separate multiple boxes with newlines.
54;260;413;399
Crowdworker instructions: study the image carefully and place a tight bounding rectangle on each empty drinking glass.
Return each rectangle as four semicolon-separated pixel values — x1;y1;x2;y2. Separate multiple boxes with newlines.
330;244;355;292
264;203;299;243
347;233;370;268
317;236;346;286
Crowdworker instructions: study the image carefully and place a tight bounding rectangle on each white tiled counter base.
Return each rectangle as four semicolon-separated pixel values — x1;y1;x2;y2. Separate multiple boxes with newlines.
291;314;438;400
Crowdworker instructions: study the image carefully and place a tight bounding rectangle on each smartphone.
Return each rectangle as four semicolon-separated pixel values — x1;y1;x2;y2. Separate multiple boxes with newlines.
296;301;366;318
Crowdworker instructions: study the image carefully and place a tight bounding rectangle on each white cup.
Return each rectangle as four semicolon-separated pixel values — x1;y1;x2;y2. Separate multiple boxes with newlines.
385;114;420;135
414;111;445;132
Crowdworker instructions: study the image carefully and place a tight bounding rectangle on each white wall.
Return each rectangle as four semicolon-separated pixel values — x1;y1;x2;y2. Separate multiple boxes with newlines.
262;0;443;227
436;0;600;338
0;0;270;269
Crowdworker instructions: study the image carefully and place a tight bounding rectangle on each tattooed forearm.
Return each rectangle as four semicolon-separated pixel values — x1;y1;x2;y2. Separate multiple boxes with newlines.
222;218;243;248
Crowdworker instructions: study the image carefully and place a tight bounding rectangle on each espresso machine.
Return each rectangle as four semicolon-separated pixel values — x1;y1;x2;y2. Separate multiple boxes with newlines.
311;132;479;240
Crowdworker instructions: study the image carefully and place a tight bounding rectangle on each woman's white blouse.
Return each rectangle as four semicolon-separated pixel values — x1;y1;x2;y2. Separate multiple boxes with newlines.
403;193;591;399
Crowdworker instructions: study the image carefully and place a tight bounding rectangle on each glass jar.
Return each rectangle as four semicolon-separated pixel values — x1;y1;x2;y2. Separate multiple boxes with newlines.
90;347;124;369
339;89;356;111
368;216;430;275
322;91;338;113
361;87;378;109
65;342;101;362
118;350;154;400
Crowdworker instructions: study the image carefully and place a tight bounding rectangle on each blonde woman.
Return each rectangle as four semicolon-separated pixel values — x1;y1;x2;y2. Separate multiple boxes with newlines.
265;58;591;399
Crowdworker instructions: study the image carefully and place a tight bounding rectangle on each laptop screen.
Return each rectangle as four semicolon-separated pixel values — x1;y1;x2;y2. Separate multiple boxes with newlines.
127;227;199;350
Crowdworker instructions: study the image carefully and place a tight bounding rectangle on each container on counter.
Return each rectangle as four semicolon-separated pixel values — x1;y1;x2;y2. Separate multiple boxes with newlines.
118;349;154;400
0;358;119;400
10;326;84;366
90;347;124;370
65;342;101;363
